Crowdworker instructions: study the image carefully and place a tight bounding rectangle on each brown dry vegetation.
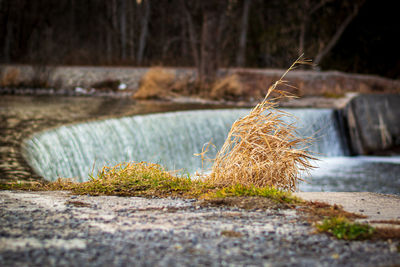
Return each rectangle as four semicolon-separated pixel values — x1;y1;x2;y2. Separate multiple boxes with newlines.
206;60;315;191
209;74;244;100
370;220;400;225
133;67;248;101
220;230;243;238
373;227;400;240
133;67;176;99
0;67;20;87
0;65;56;89
298;201;366;223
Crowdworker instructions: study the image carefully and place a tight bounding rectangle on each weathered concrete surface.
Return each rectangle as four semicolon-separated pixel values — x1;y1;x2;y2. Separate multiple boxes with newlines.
295;192;400;228
341;94;400;155
1;190;399;267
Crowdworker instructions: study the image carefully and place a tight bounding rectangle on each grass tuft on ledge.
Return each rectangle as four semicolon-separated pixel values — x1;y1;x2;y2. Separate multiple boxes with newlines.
0;161;299;205
71;162;214;198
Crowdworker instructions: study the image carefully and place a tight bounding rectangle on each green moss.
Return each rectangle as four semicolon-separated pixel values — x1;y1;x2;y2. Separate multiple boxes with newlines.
316;217;375;240
204;184;302;204
0;180;73;191
1;162;301;204
70;162;214;198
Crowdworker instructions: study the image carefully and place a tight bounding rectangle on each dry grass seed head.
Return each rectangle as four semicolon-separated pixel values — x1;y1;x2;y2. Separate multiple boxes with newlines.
207;58;315;191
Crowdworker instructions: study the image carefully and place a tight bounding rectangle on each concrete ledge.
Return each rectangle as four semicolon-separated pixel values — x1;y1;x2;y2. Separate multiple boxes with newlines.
1;190;400;266
340;94;400;155
295;192;400;228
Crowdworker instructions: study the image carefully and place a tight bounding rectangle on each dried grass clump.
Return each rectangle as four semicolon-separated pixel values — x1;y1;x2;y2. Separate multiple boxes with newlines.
206;59;315;191
209;74;243;100
133;67;175;99
1;67;20;87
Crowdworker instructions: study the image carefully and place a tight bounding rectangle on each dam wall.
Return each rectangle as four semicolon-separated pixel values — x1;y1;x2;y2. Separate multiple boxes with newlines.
340;94;400;155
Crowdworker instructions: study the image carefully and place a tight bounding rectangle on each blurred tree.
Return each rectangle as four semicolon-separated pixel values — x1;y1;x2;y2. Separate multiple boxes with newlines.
236;0;251;67
137;0;150;65
313;0;365;66
0;0;396;78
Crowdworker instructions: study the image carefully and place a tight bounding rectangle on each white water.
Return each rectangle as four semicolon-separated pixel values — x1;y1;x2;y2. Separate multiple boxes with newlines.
22;108;345;182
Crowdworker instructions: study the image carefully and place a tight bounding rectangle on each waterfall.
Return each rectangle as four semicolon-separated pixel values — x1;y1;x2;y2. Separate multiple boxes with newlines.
22;108;346;182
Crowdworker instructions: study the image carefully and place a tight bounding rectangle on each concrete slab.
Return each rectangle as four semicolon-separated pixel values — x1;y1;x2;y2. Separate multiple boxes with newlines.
295;192;400;227
1;190;400;266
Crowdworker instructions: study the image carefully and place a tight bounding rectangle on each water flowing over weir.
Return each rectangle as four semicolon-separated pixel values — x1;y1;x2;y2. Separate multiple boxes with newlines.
22;109;346;182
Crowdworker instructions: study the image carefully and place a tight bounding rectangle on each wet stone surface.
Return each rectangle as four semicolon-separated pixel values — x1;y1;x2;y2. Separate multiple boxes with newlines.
1;191;399;267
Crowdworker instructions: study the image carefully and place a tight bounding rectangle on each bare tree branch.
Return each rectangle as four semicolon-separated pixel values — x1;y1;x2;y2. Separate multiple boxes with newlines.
314;2;364;66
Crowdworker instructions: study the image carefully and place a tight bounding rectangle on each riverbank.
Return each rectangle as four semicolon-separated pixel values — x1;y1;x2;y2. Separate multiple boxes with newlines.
1;65;399;98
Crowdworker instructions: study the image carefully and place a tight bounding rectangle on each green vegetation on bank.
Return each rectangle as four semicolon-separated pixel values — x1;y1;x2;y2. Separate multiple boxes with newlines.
72;162;213;198
0;162;299;205
204;184;302;204
316;217;375;240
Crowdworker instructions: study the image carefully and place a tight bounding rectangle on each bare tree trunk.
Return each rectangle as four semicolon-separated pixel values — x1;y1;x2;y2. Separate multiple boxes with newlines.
69;0;75;53
1;0;12;62
314;2;363;66
298;0;332;57
180;16;188;64
127;0;135;61
181;0;199;70
199;8;219;85
236;0;251;67
111;0;118;62
137;0;150;65
106;30;113;63
119;0;127;61
162;37;180;61
298;19;306;57
4;18;12;62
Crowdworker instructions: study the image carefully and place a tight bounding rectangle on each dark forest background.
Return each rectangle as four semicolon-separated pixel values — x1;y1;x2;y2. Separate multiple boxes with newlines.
1;0;399;79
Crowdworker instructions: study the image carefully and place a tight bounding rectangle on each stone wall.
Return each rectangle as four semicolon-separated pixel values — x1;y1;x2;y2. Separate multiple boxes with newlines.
0;65;196;90
340;94;400;155
1;65;399;96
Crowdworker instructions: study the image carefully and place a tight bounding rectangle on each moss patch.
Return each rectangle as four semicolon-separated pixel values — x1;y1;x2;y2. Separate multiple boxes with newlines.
316;217;375;240
200;184;301;209
70;162;214;198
